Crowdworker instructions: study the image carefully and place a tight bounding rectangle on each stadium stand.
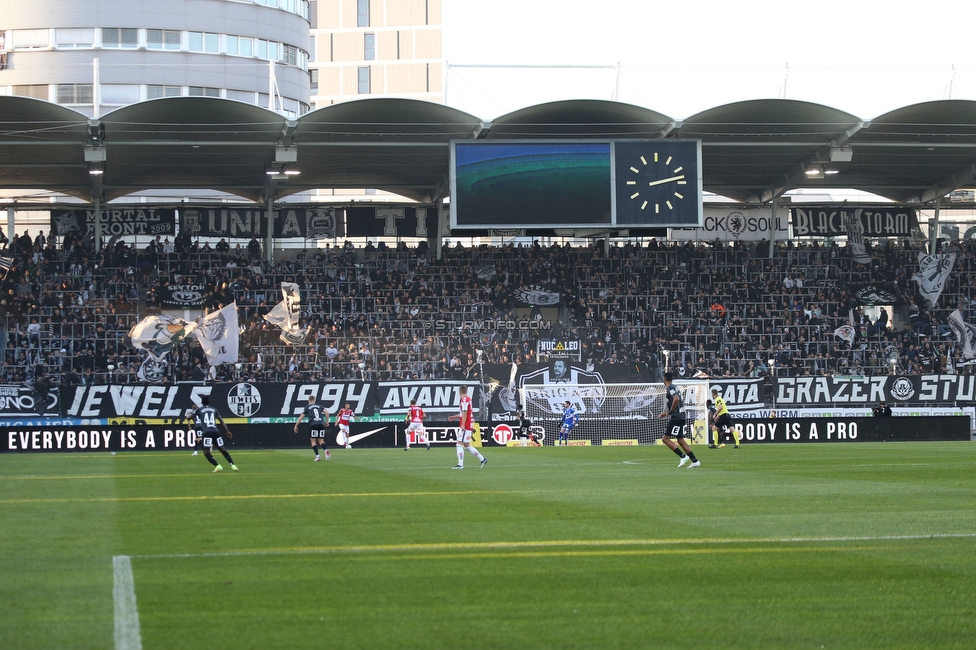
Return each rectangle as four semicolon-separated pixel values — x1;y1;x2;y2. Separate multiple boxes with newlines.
0;231;972;389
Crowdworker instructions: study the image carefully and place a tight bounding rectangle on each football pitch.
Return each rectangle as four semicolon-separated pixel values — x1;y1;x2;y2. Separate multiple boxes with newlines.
1;443;974;649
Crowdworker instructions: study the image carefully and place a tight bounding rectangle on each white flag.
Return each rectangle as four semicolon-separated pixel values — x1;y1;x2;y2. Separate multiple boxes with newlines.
833;324;856;345
195;303;239;365
263;282;309;345
911;252;955;308
845;210;872;265
948;309;976;360
123;314;197;361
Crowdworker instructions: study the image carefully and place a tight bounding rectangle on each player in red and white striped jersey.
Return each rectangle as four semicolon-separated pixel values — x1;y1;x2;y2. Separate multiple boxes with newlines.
336;402;355;448
404;398;430;450
447;385;487;469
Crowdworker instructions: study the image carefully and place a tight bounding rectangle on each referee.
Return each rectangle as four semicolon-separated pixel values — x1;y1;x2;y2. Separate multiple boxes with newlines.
710;388;741;448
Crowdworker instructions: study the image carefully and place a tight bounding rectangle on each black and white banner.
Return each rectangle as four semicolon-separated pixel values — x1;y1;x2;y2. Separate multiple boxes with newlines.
60;382;378;420
345;206;437;238
791;206;918;237
179;206;336;239
376;380;484;416
157;283;207;308
51;208;177;237
669;208;789;242
850;283;902;305
707;377;766;410
0;384;59;416
911;252;955;307
512;285;561;307
948;309;976;361
731;416;969;443
775;374;976;406
845;209;872;264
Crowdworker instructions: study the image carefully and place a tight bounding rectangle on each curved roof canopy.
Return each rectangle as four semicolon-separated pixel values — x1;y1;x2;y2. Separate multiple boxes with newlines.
1;96;975;205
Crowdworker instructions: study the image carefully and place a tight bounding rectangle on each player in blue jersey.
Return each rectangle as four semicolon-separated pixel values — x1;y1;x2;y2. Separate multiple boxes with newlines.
557;400;578;446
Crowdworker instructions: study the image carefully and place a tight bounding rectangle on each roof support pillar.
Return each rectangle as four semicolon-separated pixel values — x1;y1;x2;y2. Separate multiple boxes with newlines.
929;196;941;254
6;206;14;243
266;196;275;263
93;196;101;254
768;196;777;259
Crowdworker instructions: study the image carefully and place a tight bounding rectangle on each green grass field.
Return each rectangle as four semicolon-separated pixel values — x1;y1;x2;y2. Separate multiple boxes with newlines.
1;442;974;649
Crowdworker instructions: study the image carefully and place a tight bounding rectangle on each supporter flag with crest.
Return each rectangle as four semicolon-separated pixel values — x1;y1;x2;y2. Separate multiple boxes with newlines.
263;282;310;345
912;252;955;307
194;302;240;365
948;309;976;365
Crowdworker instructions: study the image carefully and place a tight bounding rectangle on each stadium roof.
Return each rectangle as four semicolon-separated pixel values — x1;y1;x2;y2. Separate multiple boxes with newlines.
1;95;975;206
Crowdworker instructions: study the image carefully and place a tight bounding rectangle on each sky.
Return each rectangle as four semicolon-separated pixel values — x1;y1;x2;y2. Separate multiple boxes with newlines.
441;0;976;121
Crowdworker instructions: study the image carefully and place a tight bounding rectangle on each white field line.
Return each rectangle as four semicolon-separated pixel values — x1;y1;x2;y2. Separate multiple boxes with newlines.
113;555;142;650
132;531;976;560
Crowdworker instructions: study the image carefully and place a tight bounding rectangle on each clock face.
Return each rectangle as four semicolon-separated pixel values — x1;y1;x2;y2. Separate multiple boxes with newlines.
613;140;702;227
624;151;688;215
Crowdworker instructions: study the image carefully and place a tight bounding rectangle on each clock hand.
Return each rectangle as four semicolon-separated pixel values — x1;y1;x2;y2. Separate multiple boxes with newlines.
646;174;685;188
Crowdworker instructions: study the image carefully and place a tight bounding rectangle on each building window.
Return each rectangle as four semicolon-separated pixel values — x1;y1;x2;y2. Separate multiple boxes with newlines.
188;86;221;97
102;28;137;49
364;33;375;61
57;84;94;104
358;66;370;94
147;29;181;50
226;89;255;104
147;85;182;99
225;35;239;55
12;85;49;100
188;32;219;53
310;69;318;94
256;39;268;59
357;0;369;27
280;44;298;66
55;28;94;49
100;84;140;105
11;29;49;49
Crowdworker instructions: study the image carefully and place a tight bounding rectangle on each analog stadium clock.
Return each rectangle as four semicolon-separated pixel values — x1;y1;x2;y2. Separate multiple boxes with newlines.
613;140;703;227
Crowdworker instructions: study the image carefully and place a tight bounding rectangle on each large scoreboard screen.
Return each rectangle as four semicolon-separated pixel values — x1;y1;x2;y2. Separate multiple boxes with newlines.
450;139;702;230
451;141;612;229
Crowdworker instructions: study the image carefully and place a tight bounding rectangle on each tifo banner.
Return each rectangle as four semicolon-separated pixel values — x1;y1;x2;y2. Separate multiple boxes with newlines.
669;208;789;242
730;416;969;444
774;375;976;406
791;206;918;237
345;206;437;238
60;382;378;420
194;303;239;366
179;206;336;239
483;361;644;420
707;377;766;410
51;208;177;237
157;283;207;308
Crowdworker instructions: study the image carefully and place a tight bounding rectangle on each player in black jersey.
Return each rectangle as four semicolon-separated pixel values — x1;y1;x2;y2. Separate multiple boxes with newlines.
657;372;700;468
185;395;238;473
294;395;331;461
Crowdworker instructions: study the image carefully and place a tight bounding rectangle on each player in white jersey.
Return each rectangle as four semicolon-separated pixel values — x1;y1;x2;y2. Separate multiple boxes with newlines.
447;385;487;469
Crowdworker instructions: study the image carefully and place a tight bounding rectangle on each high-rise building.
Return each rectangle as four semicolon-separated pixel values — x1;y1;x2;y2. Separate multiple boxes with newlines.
310;0;442;107
0;0;312;117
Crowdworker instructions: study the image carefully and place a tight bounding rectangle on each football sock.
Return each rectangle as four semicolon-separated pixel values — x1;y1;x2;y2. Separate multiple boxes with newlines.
731;429;741;445
686;450;698;463
220;449;234;464
712;430;720;446
204;451;218;467
312;444;320;457
466;446;484;461
456;444;464;466
672;447;686;458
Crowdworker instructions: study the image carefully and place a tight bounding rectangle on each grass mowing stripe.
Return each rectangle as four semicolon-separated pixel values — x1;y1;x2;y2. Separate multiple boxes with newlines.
131;531;976;559
0;489;524;504
112;556;142;650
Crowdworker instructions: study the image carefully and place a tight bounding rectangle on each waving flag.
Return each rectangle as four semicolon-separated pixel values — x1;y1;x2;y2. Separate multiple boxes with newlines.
123;314;197;361
263;282;309;345
833;324;856;345
194;302;239;365
912;253;955;308
948;309;976;363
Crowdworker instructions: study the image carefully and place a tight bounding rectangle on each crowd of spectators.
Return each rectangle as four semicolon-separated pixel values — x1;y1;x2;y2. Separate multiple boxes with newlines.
2;223;975;390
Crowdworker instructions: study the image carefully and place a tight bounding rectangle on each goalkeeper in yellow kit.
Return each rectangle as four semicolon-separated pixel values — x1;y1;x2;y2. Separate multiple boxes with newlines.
710;388;741;449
